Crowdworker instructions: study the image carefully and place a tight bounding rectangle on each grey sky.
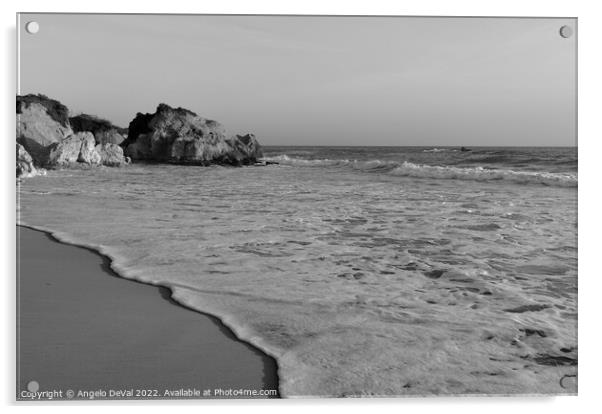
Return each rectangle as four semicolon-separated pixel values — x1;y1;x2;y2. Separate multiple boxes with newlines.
19;14;576;146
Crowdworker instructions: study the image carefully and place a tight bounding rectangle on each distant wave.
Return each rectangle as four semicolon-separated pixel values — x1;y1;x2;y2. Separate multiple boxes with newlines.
422;148;457;153
262;154;349;167
261;155;577;187
262;154;398;171
388;162;577;187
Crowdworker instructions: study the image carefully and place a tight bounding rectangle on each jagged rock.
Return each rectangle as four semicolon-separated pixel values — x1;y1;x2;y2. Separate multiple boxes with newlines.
78;132;102;164
95;129;126;146
70;114;127;145
47;132;100;167
169;134;234;165
124;133;153;160
46;133;127;168
124;103;263;165
95;143;127;167
17;94;73;164
227;134;263;165
16;143;38;178
16;95;128;170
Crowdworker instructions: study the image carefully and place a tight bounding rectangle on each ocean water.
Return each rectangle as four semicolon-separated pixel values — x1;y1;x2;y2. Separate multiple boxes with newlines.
17;146;578;397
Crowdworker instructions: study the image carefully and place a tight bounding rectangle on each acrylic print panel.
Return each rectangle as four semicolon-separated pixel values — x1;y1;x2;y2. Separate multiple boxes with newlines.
16;13;577;400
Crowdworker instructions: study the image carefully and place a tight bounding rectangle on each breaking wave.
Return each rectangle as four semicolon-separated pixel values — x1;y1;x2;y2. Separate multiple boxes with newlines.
261;155;577;187
388;162;577;187
422;148;457;153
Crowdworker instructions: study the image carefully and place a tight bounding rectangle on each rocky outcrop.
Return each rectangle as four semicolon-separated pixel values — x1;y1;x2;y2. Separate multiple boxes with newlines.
17;94;73;163
46;132;100;167
17;95;262;175
70;114;127;145
227;134;263;164
46;132;129;168
96;143;128;167
16;143;39;178
17;95;128;171
124;104;263;165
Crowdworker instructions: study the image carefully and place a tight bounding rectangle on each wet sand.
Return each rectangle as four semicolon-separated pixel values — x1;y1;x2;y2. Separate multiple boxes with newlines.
16;225;279;400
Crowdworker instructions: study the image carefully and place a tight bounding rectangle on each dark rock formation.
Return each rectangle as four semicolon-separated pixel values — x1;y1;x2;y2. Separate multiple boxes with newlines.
16;96;260;174
16;143;38;178
227;134;264;164
124;104;263;165
70;114;127;145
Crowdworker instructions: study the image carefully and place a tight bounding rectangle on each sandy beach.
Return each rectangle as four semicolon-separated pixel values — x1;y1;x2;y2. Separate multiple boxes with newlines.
16;225;279;400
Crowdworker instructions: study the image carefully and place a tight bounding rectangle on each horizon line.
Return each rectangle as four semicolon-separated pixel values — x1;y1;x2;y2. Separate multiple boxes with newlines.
261;144;578;148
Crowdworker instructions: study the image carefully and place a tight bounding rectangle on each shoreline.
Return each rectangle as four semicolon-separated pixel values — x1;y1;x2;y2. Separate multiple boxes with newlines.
16;223;281;400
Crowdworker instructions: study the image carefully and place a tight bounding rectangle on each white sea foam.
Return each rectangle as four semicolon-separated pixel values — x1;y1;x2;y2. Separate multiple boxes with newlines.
263;154;349;167
17;163;577;397
261;156;577;187
389;162;578;187
422;148;455;153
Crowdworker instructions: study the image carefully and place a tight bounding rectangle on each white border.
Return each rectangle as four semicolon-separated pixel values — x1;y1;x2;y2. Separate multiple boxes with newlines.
3;1;600;413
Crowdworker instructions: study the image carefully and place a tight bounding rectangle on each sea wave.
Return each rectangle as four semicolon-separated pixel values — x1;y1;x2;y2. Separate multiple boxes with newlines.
261;155;577;187
388;162;577;187
422;148;457;153
263;154;349;167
